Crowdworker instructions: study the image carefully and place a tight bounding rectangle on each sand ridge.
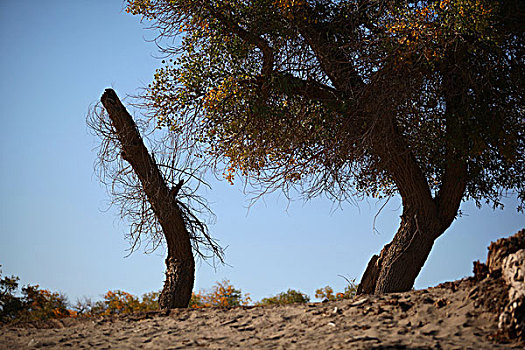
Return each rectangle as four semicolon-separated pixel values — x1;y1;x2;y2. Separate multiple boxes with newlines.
1;276;523;349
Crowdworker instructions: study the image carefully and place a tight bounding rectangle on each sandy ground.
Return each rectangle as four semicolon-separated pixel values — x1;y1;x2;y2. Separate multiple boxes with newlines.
1;275;523;349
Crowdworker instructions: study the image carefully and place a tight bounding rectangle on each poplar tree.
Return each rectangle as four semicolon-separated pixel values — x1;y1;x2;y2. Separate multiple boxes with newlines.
125;0;524;294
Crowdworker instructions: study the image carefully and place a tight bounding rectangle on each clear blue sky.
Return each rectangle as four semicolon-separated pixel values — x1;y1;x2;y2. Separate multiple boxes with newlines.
0;0;523;304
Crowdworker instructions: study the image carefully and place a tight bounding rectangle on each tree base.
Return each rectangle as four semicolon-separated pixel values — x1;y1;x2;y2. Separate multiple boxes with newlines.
159;257;195;309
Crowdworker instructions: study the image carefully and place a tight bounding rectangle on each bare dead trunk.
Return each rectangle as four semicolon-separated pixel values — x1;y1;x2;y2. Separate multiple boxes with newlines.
100;88;194;309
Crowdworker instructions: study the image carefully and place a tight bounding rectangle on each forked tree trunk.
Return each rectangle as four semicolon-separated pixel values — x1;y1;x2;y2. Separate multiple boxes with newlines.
100;88;195;309
358;54;470;295
358;115;466;295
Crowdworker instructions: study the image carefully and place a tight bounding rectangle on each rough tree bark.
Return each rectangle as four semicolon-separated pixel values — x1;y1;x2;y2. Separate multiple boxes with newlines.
357;59;469;295
357;126;448;295
256;4;476;295
357;172;465;295
100;88;195;309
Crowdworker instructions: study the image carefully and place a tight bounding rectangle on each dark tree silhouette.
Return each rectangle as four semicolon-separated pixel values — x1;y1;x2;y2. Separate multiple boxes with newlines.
124;0;524;294
88;89;223;308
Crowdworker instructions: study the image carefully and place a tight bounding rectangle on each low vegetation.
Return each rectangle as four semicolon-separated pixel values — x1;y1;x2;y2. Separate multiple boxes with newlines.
256;289;310;306
0;268;70;323
0;267;357;324
189;279;251;309
315;277;358;301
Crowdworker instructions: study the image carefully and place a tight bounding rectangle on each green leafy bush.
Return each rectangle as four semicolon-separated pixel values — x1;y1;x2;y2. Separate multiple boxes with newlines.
140;291;161;312
1;268;23;323
257;289;310;306
2;265;360;323
1;266;71;323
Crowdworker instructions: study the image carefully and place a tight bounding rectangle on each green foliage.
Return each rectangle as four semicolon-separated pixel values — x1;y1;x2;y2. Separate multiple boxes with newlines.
140;291;162;312
125;0;524;211
257;289;310;306
2;267;364;324
0;267;23;323
0;267;71;323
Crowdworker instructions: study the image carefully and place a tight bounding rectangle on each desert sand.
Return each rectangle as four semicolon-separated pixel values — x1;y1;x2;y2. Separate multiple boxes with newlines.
1;273;523;349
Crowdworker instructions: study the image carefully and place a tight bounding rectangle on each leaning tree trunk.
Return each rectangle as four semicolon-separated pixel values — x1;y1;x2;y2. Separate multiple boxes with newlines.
358;114;467;295
357;207;443;294
100;88;195;309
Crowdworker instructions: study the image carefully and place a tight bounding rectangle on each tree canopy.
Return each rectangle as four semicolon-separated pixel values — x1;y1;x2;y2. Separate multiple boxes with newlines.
126;0;524;210
124;0;524;293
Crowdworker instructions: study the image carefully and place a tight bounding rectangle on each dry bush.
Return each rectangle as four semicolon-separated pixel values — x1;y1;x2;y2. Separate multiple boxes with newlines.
189;280;251;308
315;277;358;301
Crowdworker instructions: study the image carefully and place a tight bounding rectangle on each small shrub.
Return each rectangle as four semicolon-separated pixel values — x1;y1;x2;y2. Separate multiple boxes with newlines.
1;267;74;323
20;285;71;321
101;290;141;315
189;280;251;308
73;290;161;316
189;292;205;308
1;268;23;323
315;286;336;301
315;277;358;301
139;291;161;312
257;289;310;306
72;296;97;316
